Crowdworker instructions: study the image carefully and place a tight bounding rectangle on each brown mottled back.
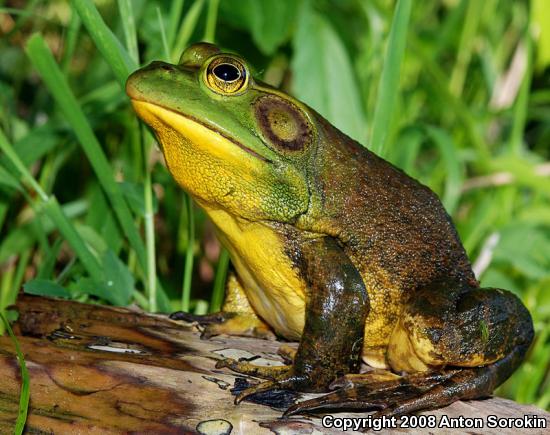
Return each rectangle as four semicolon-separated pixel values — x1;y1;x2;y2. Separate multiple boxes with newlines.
304;116;477;350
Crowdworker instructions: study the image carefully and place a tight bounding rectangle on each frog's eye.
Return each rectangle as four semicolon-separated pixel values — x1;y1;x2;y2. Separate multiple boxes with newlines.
205;56;248;95
255;95;313;152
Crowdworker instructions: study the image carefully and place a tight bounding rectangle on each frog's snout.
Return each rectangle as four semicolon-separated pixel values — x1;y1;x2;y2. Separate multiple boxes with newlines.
125;70;143;100
125;61;177;100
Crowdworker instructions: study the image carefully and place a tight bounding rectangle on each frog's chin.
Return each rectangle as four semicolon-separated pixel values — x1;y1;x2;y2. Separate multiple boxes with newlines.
130;99;267;163
130;99;279;211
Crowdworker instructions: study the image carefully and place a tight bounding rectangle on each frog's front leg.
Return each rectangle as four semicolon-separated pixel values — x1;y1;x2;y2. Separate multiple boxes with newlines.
170;272;276;340
216;236;369;402
285;279;534;417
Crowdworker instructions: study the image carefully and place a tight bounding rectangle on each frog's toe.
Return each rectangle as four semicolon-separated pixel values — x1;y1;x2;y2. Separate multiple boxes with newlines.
371;365;506;418
332;370;455;391
328;369;402;389
282;381;398;416
201;321;275;340
283;389;381;417
234;380;280;404
216;357;292;380
169;310;225;324
171;310;276;340
234;372;321;406
370;372;468;418
205;314;276;340
277;344;297;363
283;370;457;417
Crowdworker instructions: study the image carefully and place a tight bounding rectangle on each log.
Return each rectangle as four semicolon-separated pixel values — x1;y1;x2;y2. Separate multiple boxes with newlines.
0;295;547;434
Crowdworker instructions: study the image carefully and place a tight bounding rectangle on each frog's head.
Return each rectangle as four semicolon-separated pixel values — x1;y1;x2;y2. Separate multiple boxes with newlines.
126;43;316;223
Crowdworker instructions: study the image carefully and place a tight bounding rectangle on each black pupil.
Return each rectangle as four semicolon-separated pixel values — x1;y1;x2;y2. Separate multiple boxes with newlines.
213;63;240;82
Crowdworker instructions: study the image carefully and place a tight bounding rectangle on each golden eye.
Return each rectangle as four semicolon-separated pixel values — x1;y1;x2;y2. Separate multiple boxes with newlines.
205;57;248;95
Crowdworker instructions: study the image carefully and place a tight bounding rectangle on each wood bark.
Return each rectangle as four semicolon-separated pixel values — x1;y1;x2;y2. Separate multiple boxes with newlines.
0;295;547;434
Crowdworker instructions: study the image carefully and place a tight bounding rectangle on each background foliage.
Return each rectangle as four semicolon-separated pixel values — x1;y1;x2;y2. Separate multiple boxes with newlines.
0;0;549;409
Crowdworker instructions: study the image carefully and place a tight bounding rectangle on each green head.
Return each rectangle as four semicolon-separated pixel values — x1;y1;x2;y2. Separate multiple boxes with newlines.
126;43;319;223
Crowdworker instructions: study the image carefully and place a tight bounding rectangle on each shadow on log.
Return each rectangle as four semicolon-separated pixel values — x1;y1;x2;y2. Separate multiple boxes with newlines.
0;295;548;434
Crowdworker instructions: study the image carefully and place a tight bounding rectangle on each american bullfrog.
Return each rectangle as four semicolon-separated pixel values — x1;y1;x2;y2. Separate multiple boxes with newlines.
126;43;534;417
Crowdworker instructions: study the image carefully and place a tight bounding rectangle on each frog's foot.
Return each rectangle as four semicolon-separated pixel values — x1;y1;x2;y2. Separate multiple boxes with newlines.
285;348;533;418
170;311;276;340
283;369;458;417
215;358;323;404
215;358;293;404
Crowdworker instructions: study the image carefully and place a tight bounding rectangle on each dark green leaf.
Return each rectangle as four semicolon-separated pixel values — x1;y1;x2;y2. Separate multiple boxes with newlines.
292;1;366;143
24;279;71;298
71;277;112;303
493;225;550;279
119;181;159;217
221;0;298;55
101;249;135;305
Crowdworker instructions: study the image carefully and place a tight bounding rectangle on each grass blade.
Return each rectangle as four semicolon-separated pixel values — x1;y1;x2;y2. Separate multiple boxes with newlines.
24;34;147;280
141;130;158;311
369;0;412;156
171;0;206;62
292;3;366;143
180;193;195;312
156;6;171;61
71;0;136;86
4;250;31;311
117;0;139;65
508;35;533;155
203;0;220;43
0;200;87;265
167;0;185;50
70;1;172;311
0;129;47;202
424;126;463;214
1;127;103;281
42;197;104;282
60;8;81;73
448;0;483;97
411;40;491;163
1;313;30;435
210;249;229;313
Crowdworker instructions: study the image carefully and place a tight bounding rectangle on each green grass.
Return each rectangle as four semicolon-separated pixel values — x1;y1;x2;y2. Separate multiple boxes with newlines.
369;0;412;156
0;0;549;412
1;312;29;435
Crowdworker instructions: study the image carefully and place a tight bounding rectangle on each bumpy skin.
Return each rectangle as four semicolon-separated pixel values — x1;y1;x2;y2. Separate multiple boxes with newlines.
126;43;534;417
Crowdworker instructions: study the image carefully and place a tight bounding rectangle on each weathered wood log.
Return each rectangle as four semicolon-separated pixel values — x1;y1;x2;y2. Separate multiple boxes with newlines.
0;295;548;434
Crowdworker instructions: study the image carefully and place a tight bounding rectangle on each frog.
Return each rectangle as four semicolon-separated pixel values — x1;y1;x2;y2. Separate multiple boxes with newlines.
125;42;534;417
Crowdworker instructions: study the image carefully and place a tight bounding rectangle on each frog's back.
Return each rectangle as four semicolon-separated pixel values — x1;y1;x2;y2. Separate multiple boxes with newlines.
307;117;477;366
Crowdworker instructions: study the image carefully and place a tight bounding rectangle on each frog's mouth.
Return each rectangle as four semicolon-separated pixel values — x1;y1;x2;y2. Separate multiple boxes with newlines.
129;99;270;163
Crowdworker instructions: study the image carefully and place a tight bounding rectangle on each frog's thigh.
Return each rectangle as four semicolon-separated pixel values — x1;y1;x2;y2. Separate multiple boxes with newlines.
204;272;276;339
387;281;533;373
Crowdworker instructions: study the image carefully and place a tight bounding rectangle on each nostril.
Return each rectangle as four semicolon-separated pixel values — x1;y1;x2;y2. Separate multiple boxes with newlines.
160;64;173;71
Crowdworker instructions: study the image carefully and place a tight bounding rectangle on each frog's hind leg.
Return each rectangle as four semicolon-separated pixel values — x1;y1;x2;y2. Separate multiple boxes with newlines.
285;279;534;417
284;370;457;415
170;272;276;340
